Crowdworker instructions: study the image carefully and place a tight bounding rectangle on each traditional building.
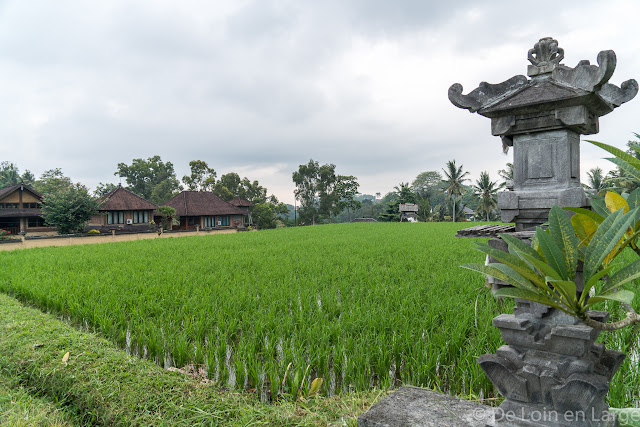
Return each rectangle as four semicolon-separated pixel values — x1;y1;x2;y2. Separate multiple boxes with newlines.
228;196;254;226
163;191;246;230
87;186;157;231
0;183;54;235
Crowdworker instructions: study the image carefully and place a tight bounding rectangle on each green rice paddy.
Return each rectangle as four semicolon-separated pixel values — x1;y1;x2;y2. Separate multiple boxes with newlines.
0;222;637;406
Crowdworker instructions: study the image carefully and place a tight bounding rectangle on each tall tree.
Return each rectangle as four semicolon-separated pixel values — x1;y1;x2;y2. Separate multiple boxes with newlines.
583;167;609;197
115;156;181;204
412;171;442;222
498;162;514;185
442;160;469;222
20;170;35;186
292;159;322;225
240;178;268;204
333;175;361;221
34;168;74;196
0;162;21;187
292;160;358;224
213;172;242;201
0;162;34;188
95;182;118;197
378;182;417;222
472;171;503;221
182;160;217;191
41;183;101;234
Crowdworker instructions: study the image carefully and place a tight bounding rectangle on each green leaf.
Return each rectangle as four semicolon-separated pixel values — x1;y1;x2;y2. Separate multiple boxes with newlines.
607;157;640;183
536;227;568;280
515;250;562;282
588;140;640;177
627;188;640;211
548;206;578;280
583;265;617;299
546;278;577;307
493;287;565;310
590;197;611;218
499;233;543;261
584;208;637;282
470;243;545;286
586;290;635;307
603;258;640;294
564;206;605;223
461;263;538;293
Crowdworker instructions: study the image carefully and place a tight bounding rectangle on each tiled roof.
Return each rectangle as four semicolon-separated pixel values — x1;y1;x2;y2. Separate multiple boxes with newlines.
0;208;42;218
99;186;157;211
163;191;246;216
0;183;43;201
228;196;254;207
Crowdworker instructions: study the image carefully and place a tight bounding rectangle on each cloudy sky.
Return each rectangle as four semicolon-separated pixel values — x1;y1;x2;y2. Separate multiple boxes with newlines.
1;1;639;204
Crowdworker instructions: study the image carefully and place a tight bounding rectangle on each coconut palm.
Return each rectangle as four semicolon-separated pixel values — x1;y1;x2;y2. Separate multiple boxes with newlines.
472;171;503;221
0;162;20;188
582;167;609;197
442;160;469;222
498;162;514;186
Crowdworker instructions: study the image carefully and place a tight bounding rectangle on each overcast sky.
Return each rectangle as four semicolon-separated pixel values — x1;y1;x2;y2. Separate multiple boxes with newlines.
1;1;639;204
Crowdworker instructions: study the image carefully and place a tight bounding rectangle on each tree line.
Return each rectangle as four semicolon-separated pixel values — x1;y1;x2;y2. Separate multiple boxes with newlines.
292;159;506;224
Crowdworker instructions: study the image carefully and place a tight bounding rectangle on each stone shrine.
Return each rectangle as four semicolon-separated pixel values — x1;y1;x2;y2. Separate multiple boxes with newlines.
449;36;638;231
448;38;638;426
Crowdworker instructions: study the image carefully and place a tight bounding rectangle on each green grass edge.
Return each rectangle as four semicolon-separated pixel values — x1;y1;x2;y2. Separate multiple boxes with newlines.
0;293;387;426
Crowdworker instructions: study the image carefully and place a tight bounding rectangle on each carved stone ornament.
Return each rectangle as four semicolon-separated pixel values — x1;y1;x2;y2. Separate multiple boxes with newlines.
528;37;564;76
447;37;638;139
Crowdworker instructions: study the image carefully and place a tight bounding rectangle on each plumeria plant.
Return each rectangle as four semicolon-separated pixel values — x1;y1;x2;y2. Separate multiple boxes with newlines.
463;205;640;331
463;138;640;331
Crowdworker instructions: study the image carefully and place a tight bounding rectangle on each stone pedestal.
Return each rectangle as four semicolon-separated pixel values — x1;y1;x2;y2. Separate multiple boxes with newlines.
478;303;625;427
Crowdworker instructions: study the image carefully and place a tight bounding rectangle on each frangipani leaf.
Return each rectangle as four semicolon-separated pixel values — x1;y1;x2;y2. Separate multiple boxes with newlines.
515;250;562;282
564;206;605;223
583;265;617;299
548;206;578;280
584;208;637;282
626;188;640;211
499;233;543;261
603;258;640;294
591;198;611;218
470;243;545;286
605;191;629;214
586;290;635;307
546;278;577;307
536;227;568;280
493;287;565;311
588;140;640;179
607;157;640;183
461;263;538;293
570;213;598;248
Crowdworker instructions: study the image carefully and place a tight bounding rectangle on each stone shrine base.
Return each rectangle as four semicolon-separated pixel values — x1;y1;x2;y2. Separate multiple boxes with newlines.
358;386;496;427
357;387;619;427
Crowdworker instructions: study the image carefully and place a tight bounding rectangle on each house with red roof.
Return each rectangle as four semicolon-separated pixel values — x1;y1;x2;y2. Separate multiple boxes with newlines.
87;185;158;231
162;191;246;230
228;196;254;226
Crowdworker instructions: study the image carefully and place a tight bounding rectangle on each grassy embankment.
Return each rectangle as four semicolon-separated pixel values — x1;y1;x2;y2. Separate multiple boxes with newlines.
0;292;384;426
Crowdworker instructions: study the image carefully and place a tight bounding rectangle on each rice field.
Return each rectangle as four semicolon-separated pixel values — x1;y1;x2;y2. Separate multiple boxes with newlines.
0;222;636;406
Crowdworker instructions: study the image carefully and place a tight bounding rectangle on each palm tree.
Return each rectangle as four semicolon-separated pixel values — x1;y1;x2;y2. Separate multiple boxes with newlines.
472;171;503;221
442;160;469;222
582;167;609;197
498;162;514;187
